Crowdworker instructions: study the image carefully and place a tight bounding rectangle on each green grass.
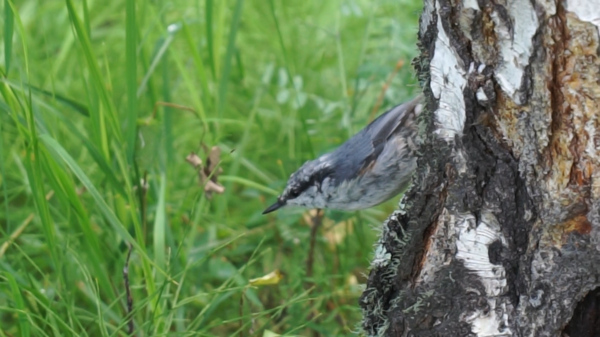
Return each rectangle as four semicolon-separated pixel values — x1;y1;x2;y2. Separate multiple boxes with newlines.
0;0;421;335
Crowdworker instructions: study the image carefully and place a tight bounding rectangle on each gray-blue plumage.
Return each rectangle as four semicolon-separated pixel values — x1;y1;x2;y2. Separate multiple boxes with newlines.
263;94;423;214
332;95;422;182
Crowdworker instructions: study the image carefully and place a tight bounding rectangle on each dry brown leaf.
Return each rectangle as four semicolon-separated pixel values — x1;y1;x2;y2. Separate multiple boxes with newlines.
185;146;225;199
207;146;221;172
204;180;225;194
185;152;203;168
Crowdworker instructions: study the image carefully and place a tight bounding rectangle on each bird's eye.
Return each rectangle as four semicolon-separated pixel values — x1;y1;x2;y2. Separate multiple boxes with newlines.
289;188;301;199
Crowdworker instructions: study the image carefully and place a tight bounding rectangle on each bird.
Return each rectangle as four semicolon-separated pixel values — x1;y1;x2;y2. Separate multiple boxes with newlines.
263;94;424;214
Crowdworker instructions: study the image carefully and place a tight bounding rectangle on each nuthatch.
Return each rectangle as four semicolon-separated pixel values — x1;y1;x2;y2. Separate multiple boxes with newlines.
263;94;423;214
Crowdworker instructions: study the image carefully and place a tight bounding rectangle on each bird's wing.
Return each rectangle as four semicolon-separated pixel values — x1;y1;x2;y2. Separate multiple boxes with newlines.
369;95;422;152
331;95;423;182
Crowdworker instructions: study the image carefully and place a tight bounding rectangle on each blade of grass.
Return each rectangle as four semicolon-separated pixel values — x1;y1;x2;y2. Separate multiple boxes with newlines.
167;40;209;140
205;0;216;79
3;0;14;74
2;79;89;116
0;78;30;137
111;141;157;301
4;84;126;196
0;106;9;232
136;28;176;98
65;0;122;158
22;274;82;336
22;149;61;267
46;31;74;88
267;0;314;158
39;149;116;299
218;176;279;196
5;0;27;76
215;0;244;139
349;3;376;118
40;99;126;195
5;272;31;337
188;237;264;329
160;30;173;165
6;0;63;275
69;258;125;327
156;32;175;320
125;0;138;163
182;22;212;112
219;143;275;184
82;0;90;36
40;134;161;274
216;64;268;214
334;15;348;99
152;173;167;318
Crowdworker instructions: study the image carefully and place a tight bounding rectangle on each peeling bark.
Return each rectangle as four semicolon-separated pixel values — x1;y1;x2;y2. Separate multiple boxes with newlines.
360;0;600;336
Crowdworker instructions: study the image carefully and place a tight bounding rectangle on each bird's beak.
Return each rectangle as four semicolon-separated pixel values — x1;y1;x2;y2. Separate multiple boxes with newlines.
262;199;285;214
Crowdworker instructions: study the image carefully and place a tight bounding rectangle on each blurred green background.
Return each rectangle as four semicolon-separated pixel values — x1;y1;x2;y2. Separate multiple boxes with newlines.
0;0;421;335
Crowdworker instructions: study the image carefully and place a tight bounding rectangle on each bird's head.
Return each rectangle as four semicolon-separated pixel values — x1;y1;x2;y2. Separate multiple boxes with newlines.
263;158;334;214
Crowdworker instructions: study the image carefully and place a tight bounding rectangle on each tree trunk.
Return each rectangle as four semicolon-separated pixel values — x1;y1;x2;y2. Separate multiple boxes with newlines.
360;1;600;336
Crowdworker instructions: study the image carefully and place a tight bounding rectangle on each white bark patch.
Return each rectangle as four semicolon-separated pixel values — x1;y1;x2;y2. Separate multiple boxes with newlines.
415;208;455;286
456;212;507;295
455;211;511;336
467;299;512;337
453;148;469;174
420;0;435;36
491;0;538;104
566;0;600;34
430;0;467;141
463;0;480;11
536;0;557;17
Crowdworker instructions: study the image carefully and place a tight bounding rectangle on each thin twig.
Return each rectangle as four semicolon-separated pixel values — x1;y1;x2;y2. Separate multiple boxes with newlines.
369;59;405;121
123;244;135;336
1;191;54;258
148;101;201;121
141;171;148;239
305;209;323;337
239;288;246;337
306;209;323;281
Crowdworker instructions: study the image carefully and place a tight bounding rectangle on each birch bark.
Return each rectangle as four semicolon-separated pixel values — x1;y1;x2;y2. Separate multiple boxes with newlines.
360;1;600;336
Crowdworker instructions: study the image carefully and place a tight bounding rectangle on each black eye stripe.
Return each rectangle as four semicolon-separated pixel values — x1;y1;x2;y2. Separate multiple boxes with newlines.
304;168;332;193
286;165;334;200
